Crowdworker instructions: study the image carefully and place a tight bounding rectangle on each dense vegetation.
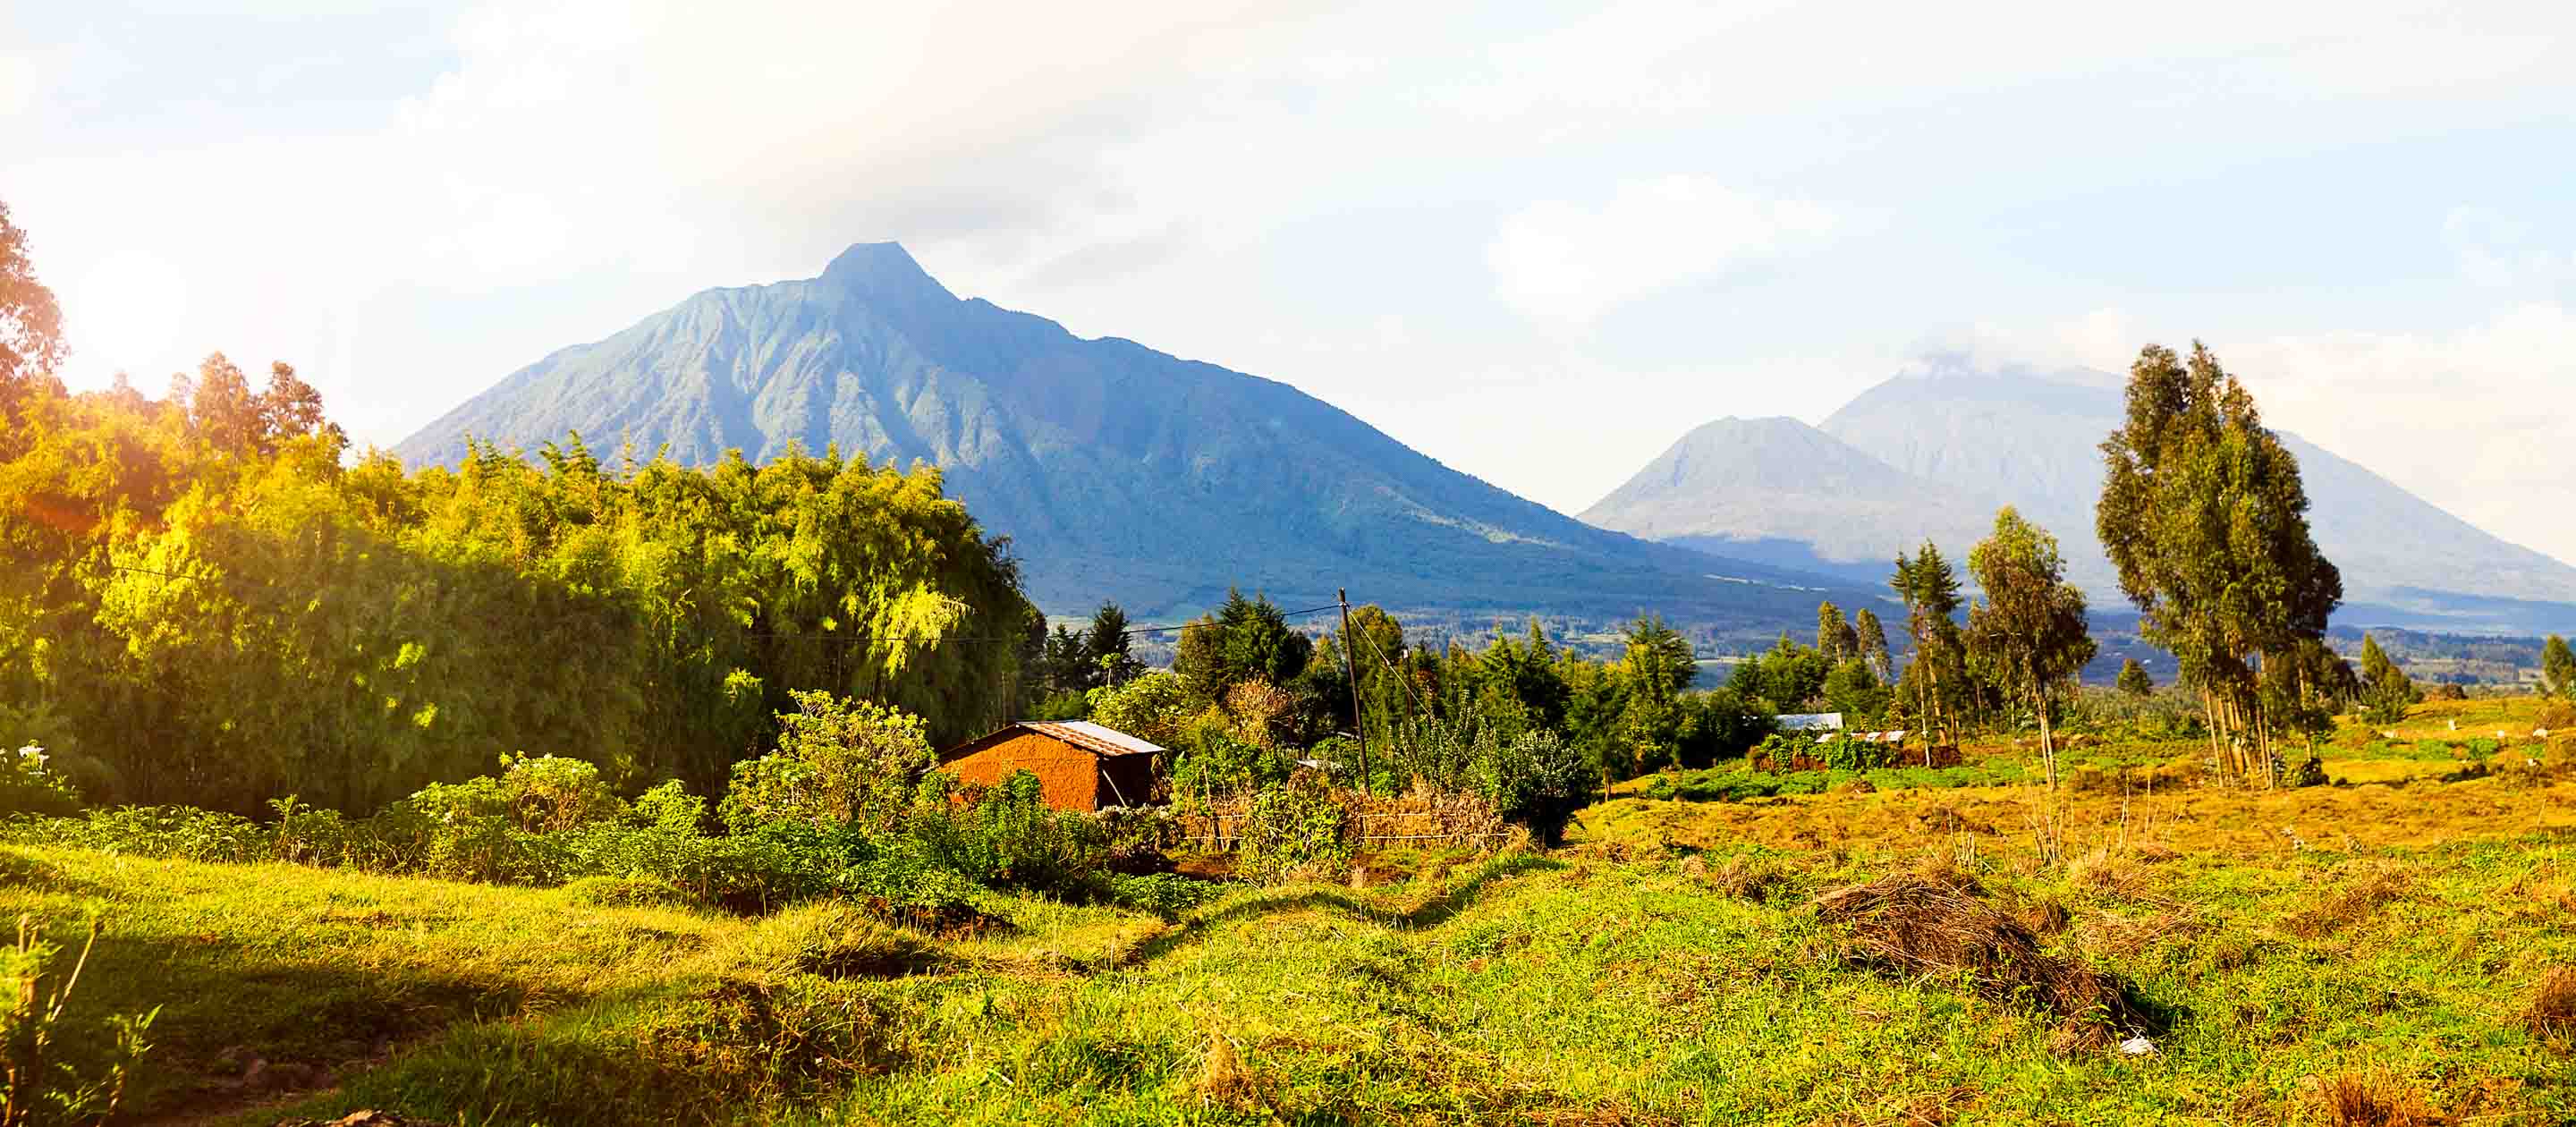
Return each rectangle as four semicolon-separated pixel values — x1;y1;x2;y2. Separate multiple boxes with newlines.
0;357;1032;812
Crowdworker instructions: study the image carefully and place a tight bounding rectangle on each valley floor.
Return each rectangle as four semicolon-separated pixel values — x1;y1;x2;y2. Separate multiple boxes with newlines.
8;708;2574;1125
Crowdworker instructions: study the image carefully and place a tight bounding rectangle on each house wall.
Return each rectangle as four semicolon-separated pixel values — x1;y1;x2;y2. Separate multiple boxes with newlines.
942;731;1105;812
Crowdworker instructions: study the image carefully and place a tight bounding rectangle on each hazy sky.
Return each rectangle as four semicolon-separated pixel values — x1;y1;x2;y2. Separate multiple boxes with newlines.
9;2;2574;563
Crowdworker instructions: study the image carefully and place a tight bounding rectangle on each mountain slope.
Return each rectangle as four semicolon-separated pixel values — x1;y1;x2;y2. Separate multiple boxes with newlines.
398;243;1866;623
1814;365;2576;614
1576;417;1996;583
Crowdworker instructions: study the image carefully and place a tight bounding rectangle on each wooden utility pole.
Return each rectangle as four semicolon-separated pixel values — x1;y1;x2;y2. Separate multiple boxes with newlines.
1338;588;1368;791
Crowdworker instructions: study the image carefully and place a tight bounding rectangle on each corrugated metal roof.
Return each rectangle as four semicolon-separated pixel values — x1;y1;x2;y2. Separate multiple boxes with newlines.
937;720;1169;763
1021;720;1165;758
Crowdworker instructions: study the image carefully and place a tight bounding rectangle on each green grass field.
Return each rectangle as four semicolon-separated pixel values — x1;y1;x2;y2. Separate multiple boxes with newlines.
6;701;2573;1125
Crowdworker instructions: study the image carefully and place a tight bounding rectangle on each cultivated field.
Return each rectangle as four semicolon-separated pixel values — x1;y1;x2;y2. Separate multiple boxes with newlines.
6;699;2572;1125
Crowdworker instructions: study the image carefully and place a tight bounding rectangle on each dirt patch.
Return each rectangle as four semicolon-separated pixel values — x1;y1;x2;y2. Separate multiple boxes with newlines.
1815;861;2157;1052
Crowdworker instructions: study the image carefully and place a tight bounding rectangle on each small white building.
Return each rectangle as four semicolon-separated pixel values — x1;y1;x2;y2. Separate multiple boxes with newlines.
1776;712;1844;732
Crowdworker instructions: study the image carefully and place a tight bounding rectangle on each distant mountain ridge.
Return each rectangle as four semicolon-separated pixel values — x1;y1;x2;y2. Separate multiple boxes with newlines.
398;243;1877;625
1585;361;2576;632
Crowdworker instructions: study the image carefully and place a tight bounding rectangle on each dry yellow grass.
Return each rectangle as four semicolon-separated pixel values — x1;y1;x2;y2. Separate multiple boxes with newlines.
1577;773;2576;860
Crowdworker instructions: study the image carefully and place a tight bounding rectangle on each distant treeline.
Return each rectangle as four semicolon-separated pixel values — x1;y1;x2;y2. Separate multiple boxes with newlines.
0;357;1030;812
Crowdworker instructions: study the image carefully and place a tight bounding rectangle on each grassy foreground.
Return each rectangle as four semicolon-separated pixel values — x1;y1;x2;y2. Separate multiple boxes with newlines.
4;700;2572;1124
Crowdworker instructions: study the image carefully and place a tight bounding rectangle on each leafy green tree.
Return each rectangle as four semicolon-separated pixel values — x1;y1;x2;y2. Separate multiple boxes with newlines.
1821;660;1890;724
1676;688;1774;767
2098;342;2342;786
719;691;933;834
1816;601;1858;662
0;369;1034;811
2357;633;2417;725
1964;507;2097;790
1613;614;1695;775
1726;633;1829;713
0;199;66;392
1041;626;1089;696
2115;658;2155;698
2542;634;2576;699
1891;543;1969;746
1087;671;1198;749
1852;608;1892;682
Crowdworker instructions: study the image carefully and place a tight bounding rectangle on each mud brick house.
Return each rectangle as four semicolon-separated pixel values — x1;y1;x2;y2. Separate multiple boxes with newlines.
936;720;1164;812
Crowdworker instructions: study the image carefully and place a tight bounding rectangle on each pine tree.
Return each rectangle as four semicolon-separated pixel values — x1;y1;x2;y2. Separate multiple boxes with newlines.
1082;601;1141;689
2116;657;2154;698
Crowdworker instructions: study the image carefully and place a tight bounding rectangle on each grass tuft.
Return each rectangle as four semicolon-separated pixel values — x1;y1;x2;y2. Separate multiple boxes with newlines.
2284;867;2411;938
2528;965;2576;1042
2312;1067;2445;1127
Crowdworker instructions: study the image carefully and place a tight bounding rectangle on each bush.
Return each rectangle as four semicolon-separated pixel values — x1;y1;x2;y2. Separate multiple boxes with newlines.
1234;773;1351;885
1476;729;1593;846
909;771;1106;896
2287;756;2327;788
720;692;933;835
0;744;81;818
0;914;158;1125
1817;735;1895;772
1106;872;1224;921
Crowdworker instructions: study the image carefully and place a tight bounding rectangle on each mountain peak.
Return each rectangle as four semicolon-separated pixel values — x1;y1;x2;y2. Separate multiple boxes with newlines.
818;242;954;301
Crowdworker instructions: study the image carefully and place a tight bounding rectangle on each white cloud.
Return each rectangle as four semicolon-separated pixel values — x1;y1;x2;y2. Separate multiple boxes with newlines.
2445;207;2576;289
2230;304;2576;565
1947;301;2576;567
1487;178;1842;328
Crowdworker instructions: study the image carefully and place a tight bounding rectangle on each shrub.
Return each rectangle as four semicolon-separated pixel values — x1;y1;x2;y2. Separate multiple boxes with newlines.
1235;773;1351;885
2;806;269;864
1095;804;1182;875
1818;735;1895;772
0;745;81;818
721;691;933;834
2287;756;2327;788
909;771;1106;895
1476;729;1593;845
1;914;158;1125
1106;872;1224;921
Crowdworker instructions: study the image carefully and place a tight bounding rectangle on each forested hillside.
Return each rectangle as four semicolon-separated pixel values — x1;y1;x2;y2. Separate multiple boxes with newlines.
0;359;1030;812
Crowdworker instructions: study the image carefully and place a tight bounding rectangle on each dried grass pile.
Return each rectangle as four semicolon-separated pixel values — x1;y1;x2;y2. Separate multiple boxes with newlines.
1184;780;1510;854
2529;965;2576;1042
1815;860;2153;1052
2310;1068;2445;1127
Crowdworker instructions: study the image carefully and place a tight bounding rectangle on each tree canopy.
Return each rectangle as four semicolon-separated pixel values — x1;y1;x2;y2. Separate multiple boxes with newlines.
1964;507;2096;789
0;365;1032;811
2097;342;2341;785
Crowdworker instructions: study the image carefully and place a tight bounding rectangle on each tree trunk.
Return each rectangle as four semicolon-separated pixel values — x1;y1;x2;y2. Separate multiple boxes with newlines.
2038;683;2057;792
2201;687;2226;785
